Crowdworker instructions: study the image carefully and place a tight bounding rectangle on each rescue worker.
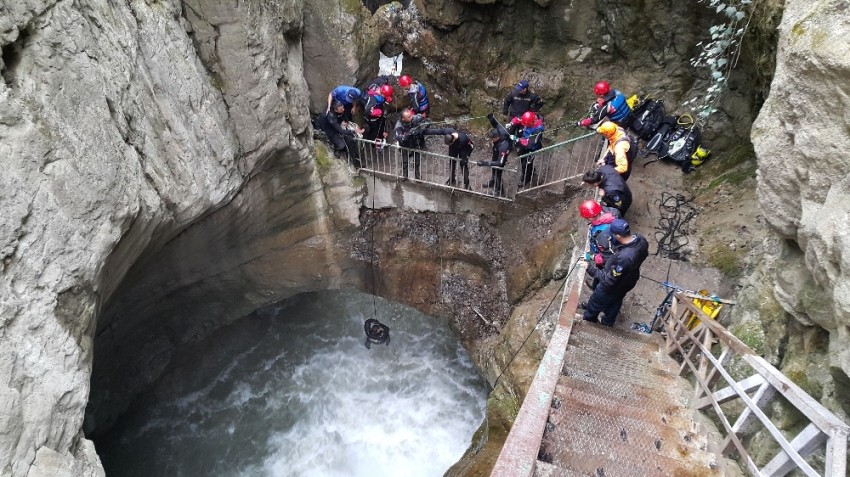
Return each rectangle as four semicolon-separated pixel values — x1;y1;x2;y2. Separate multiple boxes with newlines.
581;164;632;216
511;111;544;188
423;127;474;189
582;219;649;326
327;85;363;120
579;200;619;289
578;81;632;129
364;318;390;349
399;74;430;117
596;121;637;181
318;100;363;167
477;113;513;197
361;91;390;142
364;75;393;95
394;108;430;179
503;79;544;120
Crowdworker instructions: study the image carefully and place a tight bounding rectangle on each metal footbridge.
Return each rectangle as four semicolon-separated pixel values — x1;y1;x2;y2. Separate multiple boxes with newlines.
348;133;604;201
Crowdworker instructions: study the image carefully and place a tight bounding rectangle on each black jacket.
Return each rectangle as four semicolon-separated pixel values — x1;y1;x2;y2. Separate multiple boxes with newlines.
587;233;649;295
319;110;353;137
394;115;430;146
424;128;474;158
503;90;544;118
598;165;632;213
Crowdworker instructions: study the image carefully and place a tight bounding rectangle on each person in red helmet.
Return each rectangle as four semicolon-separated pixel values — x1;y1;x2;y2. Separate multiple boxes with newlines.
578;80;632;129
379;84;394;102
579;199;620;289
510;111;544;187
398;74;430;116
360;92;388;142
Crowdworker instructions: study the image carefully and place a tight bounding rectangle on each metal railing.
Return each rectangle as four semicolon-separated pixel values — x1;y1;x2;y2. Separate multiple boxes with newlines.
345;134;603;200
661;292;849;477
515;133;604;196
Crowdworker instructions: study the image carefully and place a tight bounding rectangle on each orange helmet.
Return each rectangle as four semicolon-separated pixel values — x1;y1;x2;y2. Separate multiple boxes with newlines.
520;111;537;127
596;121;618;138
399;75;412;87
379;84;394;101
594;81;610;96
579;200;602;219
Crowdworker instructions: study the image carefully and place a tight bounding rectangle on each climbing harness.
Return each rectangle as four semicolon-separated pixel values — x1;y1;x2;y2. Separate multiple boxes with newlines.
653;192;698;260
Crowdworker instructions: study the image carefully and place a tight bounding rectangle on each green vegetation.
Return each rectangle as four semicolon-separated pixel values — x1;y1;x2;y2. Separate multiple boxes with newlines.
730;320;766;355
706;242;744;277
314;143;333;172
687;143;757;191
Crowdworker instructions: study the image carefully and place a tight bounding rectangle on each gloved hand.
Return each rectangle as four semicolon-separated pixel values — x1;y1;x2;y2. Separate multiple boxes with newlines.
578;118;592;128
584;252;593;262
477;160;488;166
519;138;529;146
509;135;518;142
510;117;521;126
594;253;605;266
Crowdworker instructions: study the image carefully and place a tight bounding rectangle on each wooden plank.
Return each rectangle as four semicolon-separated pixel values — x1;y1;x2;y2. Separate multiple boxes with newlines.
721;381;777;453
674;294;850;434
673;321;820;477
825;428;848;477
696;374;766;411
761;423;825;477
696;347;732;402
667;322;760;476
693;327;714;401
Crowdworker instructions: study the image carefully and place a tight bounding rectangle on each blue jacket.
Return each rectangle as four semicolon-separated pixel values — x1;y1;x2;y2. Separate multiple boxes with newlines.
408;82;429;114
331;86;362;106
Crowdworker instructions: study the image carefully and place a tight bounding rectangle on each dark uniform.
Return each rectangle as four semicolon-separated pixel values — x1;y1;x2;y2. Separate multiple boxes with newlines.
406;81;429;116
583;233;649;326
503;83;544;119
318;107;360;166
424;128;474;188
597;165;632;216
361;94;387;141
364;318;390;349
478;114;512;197
394;114;430;179
514;119;544;187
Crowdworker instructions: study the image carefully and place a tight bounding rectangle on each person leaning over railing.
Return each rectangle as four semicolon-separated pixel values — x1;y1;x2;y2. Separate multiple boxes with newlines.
317;100;363;168
581;219;649;327
393;108;431;179
476;114;513;197
422;127;474;190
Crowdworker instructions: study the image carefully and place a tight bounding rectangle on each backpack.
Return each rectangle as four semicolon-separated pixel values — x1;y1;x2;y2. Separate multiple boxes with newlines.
662;122;702;171
631;99;666;140
644;115;677;156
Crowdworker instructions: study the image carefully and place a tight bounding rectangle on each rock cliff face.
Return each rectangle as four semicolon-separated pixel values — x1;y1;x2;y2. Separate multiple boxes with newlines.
751;0;850;418
0;0;317;475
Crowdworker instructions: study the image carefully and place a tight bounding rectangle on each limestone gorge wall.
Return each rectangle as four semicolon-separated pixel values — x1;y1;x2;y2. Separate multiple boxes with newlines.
0;0;320;475
750;0;850;419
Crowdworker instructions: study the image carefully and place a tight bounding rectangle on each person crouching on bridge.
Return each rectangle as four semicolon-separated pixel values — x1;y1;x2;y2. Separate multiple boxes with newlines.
394;108;430;179
364;318;390;349
477;114;513;197
423;127;474;189
582;219;649;327
318;100;363;168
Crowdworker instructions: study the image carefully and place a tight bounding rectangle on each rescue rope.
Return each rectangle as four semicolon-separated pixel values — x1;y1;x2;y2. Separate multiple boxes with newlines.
653;192;698;260
489;257;582;390
369;169;379;321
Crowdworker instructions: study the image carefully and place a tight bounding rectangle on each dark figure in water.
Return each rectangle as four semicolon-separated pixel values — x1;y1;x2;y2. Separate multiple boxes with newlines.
364;318;391;349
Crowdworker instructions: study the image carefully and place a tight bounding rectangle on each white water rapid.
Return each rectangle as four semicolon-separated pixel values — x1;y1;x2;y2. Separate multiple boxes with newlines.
95;289;488;477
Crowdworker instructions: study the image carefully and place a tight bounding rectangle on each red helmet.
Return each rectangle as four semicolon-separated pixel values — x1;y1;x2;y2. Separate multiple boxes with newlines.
594;81;610;96
579;200;602;219
399;75;412;87
520;111;537;127
379;84;394;100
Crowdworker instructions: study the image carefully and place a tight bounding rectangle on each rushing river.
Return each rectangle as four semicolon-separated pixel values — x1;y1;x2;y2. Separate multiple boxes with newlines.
96;289;489;477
